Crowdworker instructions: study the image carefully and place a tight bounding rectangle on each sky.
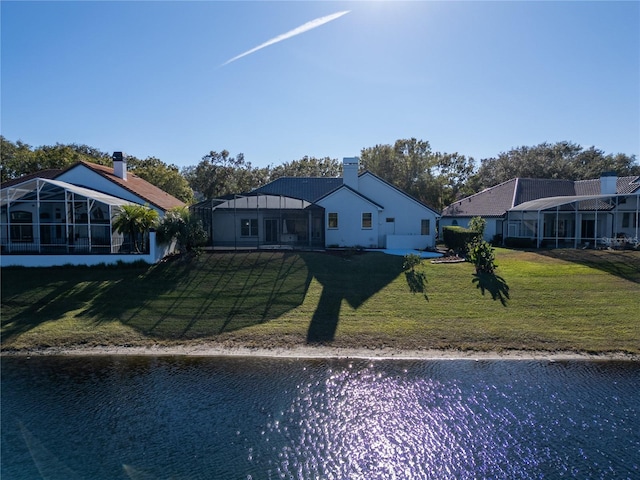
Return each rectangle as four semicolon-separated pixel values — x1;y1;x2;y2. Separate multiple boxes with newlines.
2;1;639;170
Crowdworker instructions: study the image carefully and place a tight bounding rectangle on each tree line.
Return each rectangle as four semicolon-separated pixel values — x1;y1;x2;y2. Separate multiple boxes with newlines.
2;136;638;211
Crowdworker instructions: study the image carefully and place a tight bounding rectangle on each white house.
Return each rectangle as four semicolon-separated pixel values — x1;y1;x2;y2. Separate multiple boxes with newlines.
193;157;440;250
1;154;185;267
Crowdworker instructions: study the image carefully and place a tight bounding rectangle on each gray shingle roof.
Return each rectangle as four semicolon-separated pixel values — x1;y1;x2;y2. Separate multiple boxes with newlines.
252;177;343;202
442;176;640;218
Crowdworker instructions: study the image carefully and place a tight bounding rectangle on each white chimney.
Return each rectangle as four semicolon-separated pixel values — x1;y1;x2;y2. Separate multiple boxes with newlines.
342;157;359;190
113;152;127;181
600;171;617;195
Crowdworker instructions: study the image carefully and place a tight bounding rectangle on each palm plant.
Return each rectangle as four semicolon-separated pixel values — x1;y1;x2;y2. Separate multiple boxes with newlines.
113;204;159;253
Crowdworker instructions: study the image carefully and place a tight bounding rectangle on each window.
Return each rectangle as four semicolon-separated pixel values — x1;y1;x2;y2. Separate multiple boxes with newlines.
421;219;430;235
328;213;338;229
622;212;638;228
10;211;34;242
386;217;395;223
362;212;372;229
241;218;258;236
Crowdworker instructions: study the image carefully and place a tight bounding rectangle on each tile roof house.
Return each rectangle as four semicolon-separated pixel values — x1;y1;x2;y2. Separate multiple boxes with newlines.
1;154;185;267
441;174;640;249
193;157;440;250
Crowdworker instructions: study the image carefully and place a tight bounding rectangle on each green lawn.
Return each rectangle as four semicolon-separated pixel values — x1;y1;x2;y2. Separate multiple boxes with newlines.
1;248;639;354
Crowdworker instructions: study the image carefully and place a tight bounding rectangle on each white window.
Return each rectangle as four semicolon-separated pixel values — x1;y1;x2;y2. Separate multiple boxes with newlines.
421;219;430;235
241;218;258;236
362;212;372;229
328;212;338;229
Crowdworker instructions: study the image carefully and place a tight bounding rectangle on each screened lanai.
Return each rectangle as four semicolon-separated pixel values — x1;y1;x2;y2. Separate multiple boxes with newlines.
191;194;325;249
1;178;133;254
507;193;640;249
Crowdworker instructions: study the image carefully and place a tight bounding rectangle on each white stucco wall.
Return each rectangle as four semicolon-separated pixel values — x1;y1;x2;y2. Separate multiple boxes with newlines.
0;232;176;267
318;189;380;248
357;173;439;248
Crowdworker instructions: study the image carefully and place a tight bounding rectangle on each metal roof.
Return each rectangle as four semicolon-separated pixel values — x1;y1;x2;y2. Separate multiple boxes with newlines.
211;194;313;210
509;193;639;212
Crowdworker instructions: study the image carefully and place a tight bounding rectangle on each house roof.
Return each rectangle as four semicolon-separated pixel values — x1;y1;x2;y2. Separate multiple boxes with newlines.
1;169;63;189
316;184;385;210
510;193;639;212
252;170;439;215
209;194;313;210
62;161;185;211
442;176;640;218
252;177;343;202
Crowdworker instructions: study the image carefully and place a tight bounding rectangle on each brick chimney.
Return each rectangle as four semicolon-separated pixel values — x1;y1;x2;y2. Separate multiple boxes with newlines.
342;157;359;190
112;152;127;181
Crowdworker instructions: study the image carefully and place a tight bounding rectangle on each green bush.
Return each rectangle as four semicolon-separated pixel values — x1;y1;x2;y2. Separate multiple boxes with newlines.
467;239;497;274
504;237;536;248
442;226;479;254
402;253;422;271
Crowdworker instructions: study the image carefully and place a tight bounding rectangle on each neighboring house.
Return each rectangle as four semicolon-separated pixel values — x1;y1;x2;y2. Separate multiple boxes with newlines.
1;153;185;267
441;173;640;248
192;157;440;250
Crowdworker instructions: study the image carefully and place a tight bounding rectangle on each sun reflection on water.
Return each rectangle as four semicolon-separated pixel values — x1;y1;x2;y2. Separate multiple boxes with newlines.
253;362;540;480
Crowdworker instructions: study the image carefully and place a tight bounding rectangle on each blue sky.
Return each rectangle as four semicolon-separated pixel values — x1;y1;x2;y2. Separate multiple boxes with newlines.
2;1;638;169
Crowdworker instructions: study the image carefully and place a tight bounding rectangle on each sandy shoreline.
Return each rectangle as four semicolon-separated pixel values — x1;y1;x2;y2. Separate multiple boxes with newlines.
2;344;638;361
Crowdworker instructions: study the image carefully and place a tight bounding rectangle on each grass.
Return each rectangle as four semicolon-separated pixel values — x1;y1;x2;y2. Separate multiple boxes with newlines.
1;248;639;354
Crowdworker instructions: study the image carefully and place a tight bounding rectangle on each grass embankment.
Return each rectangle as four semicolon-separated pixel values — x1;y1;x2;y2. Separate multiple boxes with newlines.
1;249;639;354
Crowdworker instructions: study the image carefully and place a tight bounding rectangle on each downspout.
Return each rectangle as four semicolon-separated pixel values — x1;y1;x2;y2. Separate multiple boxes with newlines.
555;205;559;249
87;198;93;252
36;179;42;253
574;202;578;249
65;190;71;253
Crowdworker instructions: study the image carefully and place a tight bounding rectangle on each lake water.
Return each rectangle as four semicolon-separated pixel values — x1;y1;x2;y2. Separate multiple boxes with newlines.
1;356;638;480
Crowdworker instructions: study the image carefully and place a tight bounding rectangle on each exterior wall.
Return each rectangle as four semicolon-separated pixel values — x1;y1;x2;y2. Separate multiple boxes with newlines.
386;235;431;250
0;232;176;267
357;174;438;248
57;166;165;216
318;189;380;248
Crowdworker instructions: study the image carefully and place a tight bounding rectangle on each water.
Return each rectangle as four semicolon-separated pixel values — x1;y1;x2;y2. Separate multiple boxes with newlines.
1;356;638;480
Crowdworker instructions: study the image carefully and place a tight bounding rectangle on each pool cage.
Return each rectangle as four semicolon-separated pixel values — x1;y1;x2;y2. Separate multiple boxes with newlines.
1;178;135;254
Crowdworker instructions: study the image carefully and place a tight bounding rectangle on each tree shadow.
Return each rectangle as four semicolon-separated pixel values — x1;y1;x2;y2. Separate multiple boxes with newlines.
404;270;429;301
535;249;640;283
303;252;404;343
2;251;404;346
472;272;510;306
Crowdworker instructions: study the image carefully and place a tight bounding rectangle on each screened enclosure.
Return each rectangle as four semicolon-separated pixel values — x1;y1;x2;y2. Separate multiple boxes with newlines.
1;178;133;254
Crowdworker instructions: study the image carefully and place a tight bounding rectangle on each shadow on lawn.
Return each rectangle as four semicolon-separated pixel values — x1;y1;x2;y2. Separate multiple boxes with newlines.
472;272;510;306
534;249;640;283
1;251;404;345
303;252;404;343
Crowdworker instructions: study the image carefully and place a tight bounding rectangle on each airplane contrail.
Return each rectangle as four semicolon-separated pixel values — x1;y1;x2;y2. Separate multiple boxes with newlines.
221;10;350;66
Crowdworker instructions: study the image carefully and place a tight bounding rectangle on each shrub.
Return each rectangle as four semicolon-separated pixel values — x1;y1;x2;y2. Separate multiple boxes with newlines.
504;237;536;248
402;253;422;271
442;226;479;254
467;239;497;274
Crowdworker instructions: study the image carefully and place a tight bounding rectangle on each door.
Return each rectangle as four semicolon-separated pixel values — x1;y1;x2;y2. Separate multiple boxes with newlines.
264;218;278;243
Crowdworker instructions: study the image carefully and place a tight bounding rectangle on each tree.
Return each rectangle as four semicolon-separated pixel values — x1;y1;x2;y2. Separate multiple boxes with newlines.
113;204;159;253
127;156;194;204
156;207;207;254
182;150;268;200
268;156;341;178
360;138;475;211
470;141;640;191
